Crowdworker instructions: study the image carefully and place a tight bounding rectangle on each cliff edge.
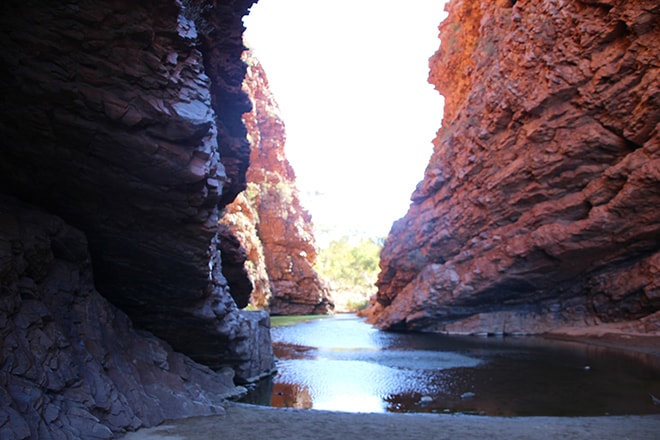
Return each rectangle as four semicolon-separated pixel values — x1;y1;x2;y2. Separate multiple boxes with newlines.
370;0;660;334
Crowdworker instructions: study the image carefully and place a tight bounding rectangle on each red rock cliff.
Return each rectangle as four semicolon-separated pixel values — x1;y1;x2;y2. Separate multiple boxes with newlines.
371;0;660;334
222;50;334;315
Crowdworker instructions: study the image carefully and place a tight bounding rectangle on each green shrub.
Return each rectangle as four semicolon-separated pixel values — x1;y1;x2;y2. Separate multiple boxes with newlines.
316;236;383;295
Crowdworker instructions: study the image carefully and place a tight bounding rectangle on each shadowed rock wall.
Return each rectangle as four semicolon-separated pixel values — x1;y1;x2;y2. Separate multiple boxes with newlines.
371;0;660;334
0;0;273;371
0;0;275;437
0;196;241;439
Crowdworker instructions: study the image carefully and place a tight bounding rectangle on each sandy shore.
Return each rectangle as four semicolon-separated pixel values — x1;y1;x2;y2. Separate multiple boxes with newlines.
120;402;659;440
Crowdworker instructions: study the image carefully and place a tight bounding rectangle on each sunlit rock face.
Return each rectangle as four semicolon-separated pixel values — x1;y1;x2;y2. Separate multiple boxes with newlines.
371;0;660;334
0;0;275;436
222;50;334;315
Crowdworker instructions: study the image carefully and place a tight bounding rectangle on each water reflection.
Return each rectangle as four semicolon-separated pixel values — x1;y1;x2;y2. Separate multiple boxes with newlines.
272;383;313;410
242;314;660;416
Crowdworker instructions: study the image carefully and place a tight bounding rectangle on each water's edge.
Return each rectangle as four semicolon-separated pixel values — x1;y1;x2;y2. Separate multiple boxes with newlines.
241;315;660;416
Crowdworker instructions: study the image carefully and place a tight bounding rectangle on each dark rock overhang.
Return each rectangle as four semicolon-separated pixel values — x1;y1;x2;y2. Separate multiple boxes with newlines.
0;0;259;369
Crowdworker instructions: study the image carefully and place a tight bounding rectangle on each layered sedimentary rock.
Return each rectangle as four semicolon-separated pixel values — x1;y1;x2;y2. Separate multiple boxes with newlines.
371;0;660;334
0;0;274;437
222;51;334;315
0;0;274;371
221;193;271;309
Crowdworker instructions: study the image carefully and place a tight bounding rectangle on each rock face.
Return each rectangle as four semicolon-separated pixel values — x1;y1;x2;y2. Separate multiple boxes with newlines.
0;0;275;437
222;51;334;315
371;0;660;334
221;193;272;310
0;0;273;372
0;196;240;439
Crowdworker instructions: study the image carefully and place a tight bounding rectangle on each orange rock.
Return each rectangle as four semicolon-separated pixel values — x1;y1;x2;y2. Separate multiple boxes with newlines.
222;49;334;315
372;0;660;335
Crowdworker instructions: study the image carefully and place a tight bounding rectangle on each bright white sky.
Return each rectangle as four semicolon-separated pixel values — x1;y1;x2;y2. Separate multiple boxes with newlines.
243;0;448;246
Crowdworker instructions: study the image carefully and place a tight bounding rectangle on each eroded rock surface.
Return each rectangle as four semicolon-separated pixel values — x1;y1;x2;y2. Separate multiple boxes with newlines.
0;0;273;373
0;0;275;437
0;196;241;439
371;0;660;334
222;51;334;315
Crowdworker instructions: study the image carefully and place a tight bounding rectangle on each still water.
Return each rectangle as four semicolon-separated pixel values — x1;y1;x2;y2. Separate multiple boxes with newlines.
242;314;660;416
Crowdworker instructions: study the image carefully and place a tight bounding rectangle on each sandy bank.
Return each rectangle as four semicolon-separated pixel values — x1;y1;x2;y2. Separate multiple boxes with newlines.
121;402;659;440
546;325;660;358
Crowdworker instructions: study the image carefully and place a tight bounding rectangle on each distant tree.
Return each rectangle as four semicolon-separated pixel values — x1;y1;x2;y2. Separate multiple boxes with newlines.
316;236;383;303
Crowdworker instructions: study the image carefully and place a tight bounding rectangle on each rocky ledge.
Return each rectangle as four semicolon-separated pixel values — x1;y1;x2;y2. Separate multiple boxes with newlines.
370;0;660;334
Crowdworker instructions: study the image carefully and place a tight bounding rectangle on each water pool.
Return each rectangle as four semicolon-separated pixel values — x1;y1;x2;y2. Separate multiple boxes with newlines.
242;314;660;416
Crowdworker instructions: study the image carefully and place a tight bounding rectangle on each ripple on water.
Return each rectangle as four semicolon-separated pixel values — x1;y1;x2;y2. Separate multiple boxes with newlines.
271;315;386;350
271;318;483;413
274;358;446;412
248;315;660;415
322;348;482;371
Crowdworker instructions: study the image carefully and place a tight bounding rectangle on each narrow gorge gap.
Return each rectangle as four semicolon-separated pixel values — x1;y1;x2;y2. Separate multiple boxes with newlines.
2;1;659;437
239;0;448;312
